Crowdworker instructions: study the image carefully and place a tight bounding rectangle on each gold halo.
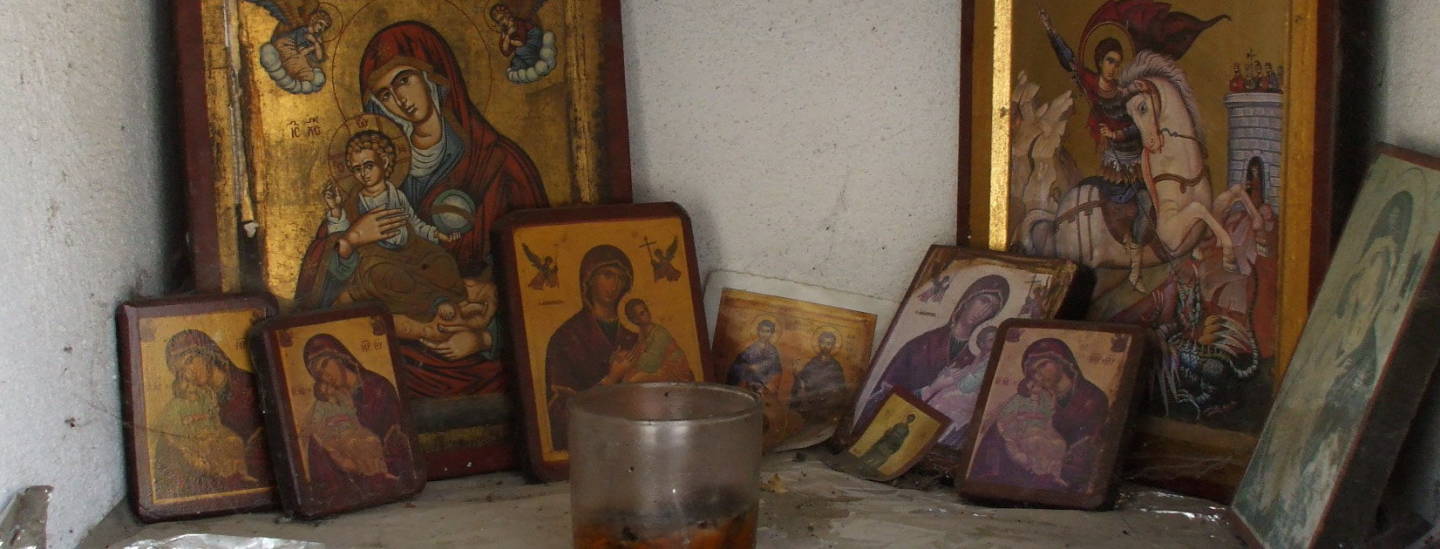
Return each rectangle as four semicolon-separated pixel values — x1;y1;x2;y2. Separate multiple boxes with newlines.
811;326;843;355
324;113;412;195
749;313;782;337
969;323;1001;354
315;3;344;43
480;1;503;33
1078;22;1135;73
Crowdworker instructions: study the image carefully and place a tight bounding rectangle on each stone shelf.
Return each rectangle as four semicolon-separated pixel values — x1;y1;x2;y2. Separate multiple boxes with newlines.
81;452;1238;548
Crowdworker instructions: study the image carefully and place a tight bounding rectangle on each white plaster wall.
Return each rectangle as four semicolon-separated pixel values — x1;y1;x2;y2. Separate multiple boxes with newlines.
0;2;169;548
622;0;960;301
1377;4;1440;153
1376;0;1440;524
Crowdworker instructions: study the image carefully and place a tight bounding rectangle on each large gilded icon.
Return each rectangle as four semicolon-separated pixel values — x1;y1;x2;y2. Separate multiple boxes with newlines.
177;0;635;478
962;0;1341;498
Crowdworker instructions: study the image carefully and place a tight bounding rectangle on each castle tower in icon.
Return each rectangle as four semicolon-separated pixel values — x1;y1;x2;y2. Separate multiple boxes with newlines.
1224;92;1284;212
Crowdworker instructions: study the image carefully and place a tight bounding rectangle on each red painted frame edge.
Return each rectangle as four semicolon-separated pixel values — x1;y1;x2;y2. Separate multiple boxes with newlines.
172;0;223;291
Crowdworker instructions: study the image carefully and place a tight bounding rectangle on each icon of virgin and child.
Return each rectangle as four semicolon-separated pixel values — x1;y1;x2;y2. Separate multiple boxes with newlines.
152;329;270;499
294;21;550;405
543;245;696;451
858;274;1014;449
968;338;1109;492
298;334;415;496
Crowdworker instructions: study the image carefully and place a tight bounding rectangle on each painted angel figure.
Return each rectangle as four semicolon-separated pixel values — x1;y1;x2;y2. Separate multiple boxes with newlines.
245;0;331;94
522;243;559;290
918;275;952;304
649;237;682;282
489;0;558;84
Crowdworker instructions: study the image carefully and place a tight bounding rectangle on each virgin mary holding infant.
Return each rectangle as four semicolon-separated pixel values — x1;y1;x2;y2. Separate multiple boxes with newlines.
296;22;550;402
969;338;1109;492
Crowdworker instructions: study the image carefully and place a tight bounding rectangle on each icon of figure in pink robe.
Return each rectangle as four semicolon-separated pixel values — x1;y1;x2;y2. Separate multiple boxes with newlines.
859;275;1010;448
918;325;998;447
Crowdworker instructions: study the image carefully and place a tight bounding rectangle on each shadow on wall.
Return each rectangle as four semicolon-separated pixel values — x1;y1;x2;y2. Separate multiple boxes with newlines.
153;0;192;292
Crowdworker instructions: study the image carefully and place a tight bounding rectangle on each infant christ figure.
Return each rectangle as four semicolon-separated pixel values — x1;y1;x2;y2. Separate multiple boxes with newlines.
319;130;485;337
618;298;694;383
994;377;1069;487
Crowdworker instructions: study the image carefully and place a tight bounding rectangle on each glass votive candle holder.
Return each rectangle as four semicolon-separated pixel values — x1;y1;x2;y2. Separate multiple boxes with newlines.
569;382;763;548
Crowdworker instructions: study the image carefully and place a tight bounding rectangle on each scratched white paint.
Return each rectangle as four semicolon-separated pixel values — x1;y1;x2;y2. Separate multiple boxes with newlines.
1377;0;1440;527
0;1;169;547
622;0;962;302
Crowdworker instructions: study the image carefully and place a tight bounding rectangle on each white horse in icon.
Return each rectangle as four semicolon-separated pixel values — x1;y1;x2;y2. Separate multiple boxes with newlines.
1018;51;1262;289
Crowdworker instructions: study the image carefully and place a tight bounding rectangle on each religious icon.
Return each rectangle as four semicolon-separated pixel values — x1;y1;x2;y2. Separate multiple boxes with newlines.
522;243;560;290
177;0;636;479
497;203;713;481
956;319;1147;510
836;390;950;482
117;294;278;522
1231;146;1440;548
962;0;1341;499
843;246;1076;472
620;298;696;383
712;289;877;451
254;305;426;519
